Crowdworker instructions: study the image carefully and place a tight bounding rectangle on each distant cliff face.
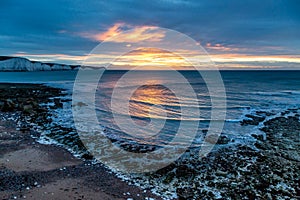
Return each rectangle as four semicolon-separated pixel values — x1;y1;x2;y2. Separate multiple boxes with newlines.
0;57;80;71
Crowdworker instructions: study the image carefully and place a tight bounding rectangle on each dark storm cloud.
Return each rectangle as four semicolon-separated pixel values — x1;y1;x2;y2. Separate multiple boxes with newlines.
0;0;299;58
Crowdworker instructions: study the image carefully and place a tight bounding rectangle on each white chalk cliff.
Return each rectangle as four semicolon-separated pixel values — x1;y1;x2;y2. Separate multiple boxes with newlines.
0;56;80;71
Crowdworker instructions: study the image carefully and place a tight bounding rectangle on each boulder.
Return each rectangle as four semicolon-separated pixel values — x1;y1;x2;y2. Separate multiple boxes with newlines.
1;99;16;112
206;134;230;145
241;114;265;126
54;98;63;108
23;104;34;115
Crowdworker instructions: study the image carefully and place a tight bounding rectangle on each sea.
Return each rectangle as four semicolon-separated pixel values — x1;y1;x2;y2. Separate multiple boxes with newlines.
1;70;300;198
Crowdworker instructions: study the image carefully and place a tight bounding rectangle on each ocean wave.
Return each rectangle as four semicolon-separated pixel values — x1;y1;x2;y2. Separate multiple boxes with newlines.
249;90;300;97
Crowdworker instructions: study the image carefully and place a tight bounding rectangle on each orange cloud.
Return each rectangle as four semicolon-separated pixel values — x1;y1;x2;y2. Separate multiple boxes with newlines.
95;23;124;41
81;23;166;43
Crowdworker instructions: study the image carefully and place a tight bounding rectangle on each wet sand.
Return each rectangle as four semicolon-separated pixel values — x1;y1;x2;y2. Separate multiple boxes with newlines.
0;83;160;200
0;113;161;200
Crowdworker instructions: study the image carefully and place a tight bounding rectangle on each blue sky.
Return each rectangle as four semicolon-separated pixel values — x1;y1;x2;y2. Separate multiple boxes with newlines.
0;0;299;69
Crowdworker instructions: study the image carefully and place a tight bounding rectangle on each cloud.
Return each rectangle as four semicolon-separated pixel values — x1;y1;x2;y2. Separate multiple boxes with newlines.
12;53;88;65
206;43;242;52
215;61;300;70
8;51;300;70
0;0;299;69
80;23;166;43
89;23;125;41
210;54;300;63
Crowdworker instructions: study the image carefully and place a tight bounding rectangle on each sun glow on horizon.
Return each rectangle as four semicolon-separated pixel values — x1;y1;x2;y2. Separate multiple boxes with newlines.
110;48;196;69
11;23;300;70
12;51;300;70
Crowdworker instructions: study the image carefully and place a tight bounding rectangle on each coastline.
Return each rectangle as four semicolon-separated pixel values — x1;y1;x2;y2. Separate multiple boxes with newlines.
0;83;160;200
0;83;299;199
123;111;300;199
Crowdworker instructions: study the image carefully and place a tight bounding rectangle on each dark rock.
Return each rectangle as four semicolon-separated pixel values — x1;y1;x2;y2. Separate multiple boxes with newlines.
0;101;4;110
254;141;267;150
202;129;208;133
281;111;290;116
23;104;34;115
81;153;93;160
259;127;269;133
206;134;230;145
54;98;63;108
1;99;16;112
217;135;230;144
241;114;265;126
176;187;194;200
251;134;264;141
241;119;258;126
245;114;265;122
162;172;175;184
175;165;196;178
61;99;71;103
156;163;177;175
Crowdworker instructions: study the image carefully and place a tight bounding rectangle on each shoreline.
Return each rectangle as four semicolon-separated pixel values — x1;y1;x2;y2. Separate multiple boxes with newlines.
0;83;160;200
0;83;299;199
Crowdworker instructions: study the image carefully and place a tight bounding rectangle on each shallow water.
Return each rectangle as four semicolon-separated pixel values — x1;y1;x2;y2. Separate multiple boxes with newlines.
1;70;300;148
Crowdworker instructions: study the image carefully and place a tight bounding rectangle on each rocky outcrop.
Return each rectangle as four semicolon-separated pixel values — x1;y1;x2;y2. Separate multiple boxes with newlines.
241;114;266;126
0;56;80;71
129;110;300;199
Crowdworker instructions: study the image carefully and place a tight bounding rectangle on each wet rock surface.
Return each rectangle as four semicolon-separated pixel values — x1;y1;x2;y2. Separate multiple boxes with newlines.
240;114;266;126
132;110;300;199
0;83;64;129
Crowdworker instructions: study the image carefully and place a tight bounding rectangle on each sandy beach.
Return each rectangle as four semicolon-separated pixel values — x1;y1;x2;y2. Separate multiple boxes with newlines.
0;83;160;200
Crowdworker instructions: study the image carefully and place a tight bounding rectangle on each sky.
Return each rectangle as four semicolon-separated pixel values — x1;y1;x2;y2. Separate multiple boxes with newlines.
0;0;299;69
